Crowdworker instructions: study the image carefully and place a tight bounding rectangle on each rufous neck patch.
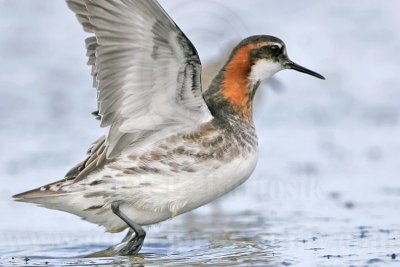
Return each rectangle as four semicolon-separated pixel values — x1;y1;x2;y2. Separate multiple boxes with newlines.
222;44;259;120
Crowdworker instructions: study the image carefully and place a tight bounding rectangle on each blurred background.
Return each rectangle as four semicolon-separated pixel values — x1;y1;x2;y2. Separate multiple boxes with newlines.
0;0;399;266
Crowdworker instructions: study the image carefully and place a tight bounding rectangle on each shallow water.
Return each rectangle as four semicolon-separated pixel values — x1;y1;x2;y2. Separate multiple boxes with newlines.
1;0;400;266
2;203;399;266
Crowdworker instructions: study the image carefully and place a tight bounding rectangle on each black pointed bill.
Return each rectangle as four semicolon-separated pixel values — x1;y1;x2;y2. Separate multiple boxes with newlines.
285;61;325;80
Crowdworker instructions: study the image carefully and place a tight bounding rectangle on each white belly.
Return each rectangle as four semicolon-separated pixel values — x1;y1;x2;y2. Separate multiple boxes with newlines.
114;149;259;224
177;150;259;214
64;147;259;231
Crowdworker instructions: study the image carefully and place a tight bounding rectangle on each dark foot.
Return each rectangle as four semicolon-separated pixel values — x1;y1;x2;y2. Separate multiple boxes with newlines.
116;229;146;255
111;201;146;256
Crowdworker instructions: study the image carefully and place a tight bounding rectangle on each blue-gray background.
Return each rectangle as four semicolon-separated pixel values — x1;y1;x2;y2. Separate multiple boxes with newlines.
0;1;399;266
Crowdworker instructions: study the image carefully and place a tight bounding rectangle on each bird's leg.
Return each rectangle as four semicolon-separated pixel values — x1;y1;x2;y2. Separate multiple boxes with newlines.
111;200;146;255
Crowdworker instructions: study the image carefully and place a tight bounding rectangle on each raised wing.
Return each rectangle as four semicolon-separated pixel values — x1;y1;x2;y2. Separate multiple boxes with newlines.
66;0;213;158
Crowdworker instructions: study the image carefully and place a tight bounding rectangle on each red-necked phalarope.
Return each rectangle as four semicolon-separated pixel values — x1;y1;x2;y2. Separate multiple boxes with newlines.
14;0;324;255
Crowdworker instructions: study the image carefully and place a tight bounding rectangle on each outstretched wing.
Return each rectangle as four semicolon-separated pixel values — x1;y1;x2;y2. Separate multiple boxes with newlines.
67;0;213;158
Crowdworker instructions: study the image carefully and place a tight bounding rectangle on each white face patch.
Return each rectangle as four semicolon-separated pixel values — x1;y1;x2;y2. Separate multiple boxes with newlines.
249;59;283;85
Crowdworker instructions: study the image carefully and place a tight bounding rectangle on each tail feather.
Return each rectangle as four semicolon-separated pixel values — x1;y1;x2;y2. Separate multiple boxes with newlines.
13;182;127;233
13;188;66;201
13;177;75;201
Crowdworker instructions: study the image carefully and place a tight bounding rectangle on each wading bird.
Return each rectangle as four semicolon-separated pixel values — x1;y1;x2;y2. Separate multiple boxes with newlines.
14;0;324;255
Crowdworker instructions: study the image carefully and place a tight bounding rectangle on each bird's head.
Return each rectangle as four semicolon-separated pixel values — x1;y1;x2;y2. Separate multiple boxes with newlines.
245;35;325;83
211;35;325;120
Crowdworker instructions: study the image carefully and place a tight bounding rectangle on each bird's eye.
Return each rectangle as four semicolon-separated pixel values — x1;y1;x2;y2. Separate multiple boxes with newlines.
270;45;281;55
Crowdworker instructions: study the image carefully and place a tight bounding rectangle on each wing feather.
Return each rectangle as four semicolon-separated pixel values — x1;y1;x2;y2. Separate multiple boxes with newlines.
66;0;213;158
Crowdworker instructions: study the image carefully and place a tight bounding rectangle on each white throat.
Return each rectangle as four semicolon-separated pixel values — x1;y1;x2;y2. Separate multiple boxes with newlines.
249;59;282;86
